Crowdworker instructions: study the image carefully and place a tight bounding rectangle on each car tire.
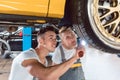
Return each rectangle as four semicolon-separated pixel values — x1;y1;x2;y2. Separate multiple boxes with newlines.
70;0;120;53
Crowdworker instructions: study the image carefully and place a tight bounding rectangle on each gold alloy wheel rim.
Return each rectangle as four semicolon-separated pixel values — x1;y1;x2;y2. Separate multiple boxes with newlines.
92;0;120;48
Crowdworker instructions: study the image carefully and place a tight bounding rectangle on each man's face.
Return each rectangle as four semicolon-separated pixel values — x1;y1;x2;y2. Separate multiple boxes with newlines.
61;30;77;49
41;31;57;52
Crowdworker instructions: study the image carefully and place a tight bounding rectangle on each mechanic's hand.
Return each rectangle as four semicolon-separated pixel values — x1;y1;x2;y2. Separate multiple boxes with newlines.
75;46;85;59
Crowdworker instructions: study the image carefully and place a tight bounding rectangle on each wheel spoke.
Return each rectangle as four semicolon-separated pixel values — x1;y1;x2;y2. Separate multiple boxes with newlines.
99;5;111;10
103;16;119;27
111;21;119;34
118;34;120;38
99;6;116;19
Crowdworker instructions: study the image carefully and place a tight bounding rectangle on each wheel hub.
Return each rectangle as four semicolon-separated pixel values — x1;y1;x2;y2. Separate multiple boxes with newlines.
91;0;120;49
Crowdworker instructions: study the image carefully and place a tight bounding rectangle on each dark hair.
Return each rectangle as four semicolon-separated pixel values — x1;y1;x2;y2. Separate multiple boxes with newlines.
37;24;57;37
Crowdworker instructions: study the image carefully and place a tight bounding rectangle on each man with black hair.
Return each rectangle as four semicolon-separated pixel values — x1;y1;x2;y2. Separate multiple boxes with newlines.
9;23;84;80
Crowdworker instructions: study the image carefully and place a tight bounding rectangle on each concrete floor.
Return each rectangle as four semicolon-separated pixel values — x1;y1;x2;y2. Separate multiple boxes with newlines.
81;46;120;80
0;57;12;80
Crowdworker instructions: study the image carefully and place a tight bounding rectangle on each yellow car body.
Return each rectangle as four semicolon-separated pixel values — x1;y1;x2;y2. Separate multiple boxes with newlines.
0;0;66;18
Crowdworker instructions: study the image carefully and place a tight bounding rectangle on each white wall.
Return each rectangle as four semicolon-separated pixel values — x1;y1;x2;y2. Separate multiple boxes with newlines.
81;46;120;80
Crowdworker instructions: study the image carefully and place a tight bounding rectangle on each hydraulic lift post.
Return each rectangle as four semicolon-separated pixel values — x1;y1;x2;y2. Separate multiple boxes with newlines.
23;27;32;51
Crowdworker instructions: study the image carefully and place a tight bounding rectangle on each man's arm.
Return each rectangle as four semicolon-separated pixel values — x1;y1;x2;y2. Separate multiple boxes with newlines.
22;48;84;80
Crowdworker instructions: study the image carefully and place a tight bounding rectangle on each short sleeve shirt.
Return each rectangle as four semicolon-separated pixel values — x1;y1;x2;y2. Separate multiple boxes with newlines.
9;48;48;80
52;45;76;64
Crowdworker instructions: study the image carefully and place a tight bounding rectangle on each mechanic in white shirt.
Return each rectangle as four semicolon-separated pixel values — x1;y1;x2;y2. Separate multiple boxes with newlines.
52;26;85;80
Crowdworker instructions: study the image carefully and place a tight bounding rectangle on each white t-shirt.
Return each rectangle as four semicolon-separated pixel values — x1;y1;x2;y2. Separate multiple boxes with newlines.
9;48;48;80
52;45;76;64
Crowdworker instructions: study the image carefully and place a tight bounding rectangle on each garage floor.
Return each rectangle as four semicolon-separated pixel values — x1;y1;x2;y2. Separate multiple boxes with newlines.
0;47;120;80
81;46;120;80
0;57;12;80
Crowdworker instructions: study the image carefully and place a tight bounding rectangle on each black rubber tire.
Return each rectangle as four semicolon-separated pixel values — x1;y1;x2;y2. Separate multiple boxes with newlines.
69;0;120;53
